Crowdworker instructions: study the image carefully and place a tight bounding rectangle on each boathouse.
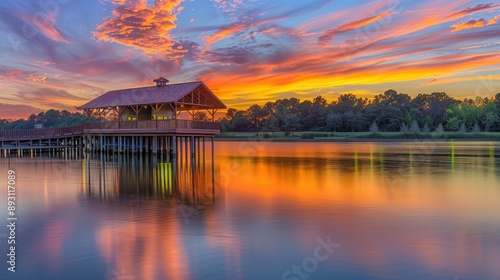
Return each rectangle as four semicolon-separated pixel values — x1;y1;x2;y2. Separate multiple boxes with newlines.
78;77;226;123
0;78;226;158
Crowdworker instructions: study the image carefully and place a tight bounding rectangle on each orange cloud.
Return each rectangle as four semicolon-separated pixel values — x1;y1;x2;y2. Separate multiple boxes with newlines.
489;15;500;25
451;16;498;32
93;0;186;58
204;22;249;45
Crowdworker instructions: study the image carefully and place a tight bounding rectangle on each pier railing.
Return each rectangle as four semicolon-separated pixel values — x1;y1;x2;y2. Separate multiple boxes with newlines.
0;126;82;140
81;119;220;131
0;120;220;140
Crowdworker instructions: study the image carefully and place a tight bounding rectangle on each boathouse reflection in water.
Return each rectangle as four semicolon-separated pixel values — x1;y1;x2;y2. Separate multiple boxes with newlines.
82;151;221;209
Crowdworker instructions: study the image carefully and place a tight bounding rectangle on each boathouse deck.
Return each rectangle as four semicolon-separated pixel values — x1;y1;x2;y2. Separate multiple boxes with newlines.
1;78;225;156
0;119;220;154
0;119;219;141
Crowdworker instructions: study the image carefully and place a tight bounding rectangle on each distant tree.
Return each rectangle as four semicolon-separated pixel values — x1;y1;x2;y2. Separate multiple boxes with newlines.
495;93;500;108
445;116;460;131
409;120;421;133
221;119;230;132
445;103;480;130
1;109;97;130
458;123;466;133
369;122;379;133
400;123;409;133
326;112;343;132
263;115;280;132
246;104;266;129
193;111;208;121
481;111;499;132
297;100;313;130
435;123;444;133
422;123;430;133
334;94;367;113
281;113;301;132
366;90;411;131
472;123;481;133
309;96;328;129
412;92;458;127
225;108;238;120
228;111;252;132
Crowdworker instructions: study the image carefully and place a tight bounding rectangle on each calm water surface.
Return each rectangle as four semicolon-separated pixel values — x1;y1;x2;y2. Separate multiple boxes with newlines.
0;141;499;280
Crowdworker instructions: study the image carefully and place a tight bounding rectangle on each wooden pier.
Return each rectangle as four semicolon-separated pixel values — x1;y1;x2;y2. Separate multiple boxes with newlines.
0;78;225;159
0;119;219;158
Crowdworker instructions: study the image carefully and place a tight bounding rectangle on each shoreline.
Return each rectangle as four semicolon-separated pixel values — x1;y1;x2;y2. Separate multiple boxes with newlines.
215;137;500;142
215;132;500;142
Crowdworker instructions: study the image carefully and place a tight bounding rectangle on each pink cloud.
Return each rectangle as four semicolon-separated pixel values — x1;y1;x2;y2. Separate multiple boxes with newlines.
93;0;187;58
318;10;391;44
20;12;70;43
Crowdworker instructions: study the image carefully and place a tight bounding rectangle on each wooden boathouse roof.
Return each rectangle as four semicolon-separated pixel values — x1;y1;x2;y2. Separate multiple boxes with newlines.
78;80;226;110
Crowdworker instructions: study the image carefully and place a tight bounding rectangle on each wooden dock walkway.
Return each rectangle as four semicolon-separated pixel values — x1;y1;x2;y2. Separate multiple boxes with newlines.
0;119;219;158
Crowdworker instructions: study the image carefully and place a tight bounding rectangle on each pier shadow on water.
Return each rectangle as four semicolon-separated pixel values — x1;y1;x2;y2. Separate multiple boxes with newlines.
82;151;221;211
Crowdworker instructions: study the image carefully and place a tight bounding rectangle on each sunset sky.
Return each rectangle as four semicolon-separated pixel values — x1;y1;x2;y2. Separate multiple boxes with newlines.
1;0;500;119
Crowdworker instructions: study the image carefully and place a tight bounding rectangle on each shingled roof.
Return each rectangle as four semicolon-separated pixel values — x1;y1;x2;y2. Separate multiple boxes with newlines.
78;81;226;110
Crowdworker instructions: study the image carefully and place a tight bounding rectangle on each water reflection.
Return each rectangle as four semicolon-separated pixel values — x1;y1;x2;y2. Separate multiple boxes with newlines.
213;141;500;279
82;152;218;207
1;141;499;280
79;151;221;280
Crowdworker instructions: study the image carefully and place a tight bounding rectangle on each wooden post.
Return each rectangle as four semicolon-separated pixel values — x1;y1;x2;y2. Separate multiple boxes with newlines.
166;137;170;162
172;136;177;162
191;136;195;157
152;136;158;154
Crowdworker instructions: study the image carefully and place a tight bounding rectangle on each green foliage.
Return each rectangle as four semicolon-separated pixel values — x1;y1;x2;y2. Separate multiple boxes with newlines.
0;109;98;130
214;91;500;133
481;111;499;132
445;116;460;131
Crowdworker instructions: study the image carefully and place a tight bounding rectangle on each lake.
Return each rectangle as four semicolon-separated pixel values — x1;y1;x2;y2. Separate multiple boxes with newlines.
0;141;499;280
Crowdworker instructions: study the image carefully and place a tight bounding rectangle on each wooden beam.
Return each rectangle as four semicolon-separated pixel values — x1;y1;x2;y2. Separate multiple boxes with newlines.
83;109;92;117
176;102;213;107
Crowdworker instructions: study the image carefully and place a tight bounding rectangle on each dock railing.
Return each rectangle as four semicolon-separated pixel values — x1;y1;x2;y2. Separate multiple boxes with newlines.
82;119;220;131
1;120;220;140
0;126;82;140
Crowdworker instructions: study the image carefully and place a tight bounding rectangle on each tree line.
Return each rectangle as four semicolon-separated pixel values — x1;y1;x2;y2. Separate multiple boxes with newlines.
221;90;500;133
0;109;98;130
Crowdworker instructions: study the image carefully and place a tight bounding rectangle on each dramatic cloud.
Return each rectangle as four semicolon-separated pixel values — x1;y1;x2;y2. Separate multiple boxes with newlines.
93;0;186;58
